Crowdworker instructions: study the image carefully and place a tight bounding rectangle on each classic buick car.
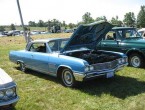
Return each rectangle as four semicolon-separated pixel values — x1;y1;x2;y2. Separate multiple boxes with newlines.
0;68;19;108
97;27;145;68
9;21;127;87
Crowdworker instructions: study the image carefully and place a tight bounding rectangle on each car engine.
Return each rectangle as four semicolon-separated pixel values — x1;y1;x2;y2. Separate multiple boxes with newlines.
66;50;119;64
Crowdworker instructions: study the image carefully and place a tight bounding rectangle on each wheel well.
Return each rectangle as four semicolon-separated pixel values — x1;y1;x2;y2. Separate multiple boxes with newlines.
57;66;71;79
17;61;20;65
127;50;145;59
17;60;24;65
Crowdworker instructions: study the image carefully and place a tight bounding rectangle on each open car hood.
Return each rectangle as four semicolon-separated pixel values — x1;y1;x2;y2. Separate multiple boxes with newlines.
61;21;113;53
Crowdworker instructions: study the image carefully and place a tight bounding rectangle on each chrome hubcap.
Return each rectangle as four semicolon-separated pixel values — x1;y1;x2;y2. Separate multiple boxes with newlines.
131;56;140;67
63;71;73;85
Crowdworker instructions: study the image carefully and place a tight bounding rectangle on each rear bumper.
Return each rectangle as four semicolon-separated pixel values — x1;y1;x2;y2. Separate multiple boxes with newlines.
73;63;128;82
0;96;19;107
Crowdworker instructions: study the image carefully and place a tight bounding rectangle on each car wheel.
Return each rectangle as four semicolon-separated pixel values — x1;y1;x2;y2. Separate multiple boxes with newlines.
19;62;26;72
129;53;144;68
61;68;76;87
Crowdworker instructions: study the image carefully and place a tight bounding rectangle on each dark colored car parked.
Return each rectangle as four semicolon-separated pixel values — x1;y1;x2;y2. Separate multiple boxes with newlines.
7;30;20;36
97;27;145;68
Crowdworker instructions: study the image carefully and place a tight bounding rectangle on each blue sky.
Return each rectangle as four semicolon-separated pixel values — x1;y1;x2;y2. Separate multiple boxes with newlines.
0;0;144;25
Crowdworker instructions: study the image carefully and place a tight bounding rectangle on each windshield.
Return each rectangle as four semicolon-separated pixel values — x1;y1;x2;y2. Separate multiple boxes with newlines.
118;29;141;39
47;39;68;52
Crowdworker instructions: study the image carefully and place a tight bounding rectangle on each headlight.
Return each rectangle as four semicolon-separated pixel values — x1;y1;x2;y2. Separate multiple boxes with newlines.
85;65;94;72
90;66;94;71
85;66;89;72
118;59;122;64
121;58;125;63
118;58;127;64
0;91;4;99
6;88;14;97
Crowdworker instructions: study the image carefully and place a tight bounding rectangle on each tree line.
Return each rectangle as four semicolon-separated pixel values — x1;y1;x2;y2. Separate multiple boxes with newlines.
0;5;145;32
28;5;145;28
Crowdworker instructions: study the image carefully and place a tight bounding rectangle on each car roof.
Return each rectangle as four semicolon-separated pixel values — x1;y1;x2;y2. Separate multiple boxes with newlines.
138;28;145;32
112;27;135;30
32;37;69;43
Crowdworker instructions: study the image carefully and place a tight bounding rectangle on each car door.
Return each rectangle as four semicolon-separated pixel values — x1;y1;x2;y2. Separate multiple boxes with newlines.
98;30;122;52
28;42;49;73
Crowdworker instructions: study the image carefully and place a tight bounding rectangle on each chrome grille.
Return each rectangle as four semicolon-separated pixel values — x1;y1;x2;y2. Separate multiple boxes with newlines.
92;60;118;71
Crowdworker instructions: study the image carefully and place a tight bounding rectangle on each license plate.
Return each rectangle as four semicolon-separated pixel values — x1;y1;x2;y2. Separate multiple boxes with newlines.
106;72;114;78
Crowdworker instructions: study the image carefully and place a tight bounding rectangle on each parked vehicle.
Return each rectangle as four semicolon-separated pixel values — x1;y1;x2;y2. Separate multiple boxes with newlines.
0;68;19;108
0;31;7;37
7;30;20;36
0;34;6;37
64;29;73;33
30;30;41;35
97;27;145;68
40;31;52;34
9;21;127;87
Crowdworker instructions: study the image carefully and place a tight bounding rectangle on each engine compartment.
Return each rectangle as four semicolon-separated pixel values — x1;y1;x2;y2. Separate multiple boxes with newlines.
65;50;119;64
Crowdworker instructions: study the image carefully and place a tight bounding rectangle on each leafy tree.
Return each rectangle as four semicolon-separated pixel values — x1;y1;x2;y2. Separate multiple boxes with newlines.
47;20;51;31
123;12;136;27
110;16;123;26
68;23;75;29
28;21;36;27
62;21;66;27
0;26;5;31
77;21;83;26
37;20;45;27
51;19;60;26
137;6;145;28
82;12;94;24
96;16;107;21
24;27;29;31
10;24;16;30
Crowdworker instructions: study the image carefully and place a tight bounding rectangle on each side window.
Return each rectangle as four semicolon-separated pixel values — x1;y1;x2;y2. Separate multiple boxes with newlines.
105;31;116;40
125;30;131;38
29;43;46;53
48;40;58;52
118;30;123;37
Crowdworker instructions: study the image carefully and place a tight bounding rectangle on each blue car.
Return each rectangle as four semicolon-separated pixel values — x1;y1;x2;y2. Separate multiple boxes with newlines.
9;21;128;87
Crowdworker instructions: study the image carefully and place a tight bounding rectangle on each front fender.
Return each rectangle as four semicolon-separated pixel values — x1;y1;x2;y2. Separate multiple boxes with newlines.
126;48;145;57
58;55;88;73
57;65;72;72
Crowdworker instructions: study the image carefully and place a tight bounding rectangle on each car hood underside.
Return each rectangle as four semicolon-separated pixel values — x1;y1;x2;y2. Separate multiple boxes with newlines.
61;21;113;53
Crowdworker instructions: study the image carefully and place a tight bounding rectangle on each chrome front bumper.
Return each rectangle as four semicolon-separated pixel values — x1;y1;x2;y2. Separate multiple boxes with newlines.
73;63;128;82
0;96;19;107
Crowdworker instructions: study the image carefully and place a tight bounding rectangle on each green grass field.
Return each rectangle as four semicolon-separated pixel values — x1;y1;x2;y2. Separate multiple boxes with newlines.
1;34;145;110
